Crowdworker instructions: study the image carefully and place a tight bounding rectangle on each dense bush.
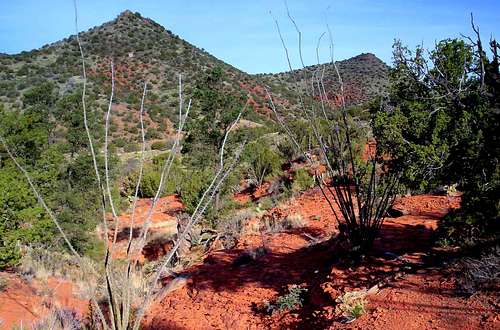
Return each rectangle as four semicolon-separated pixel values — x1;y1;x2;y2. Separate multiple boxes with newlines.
0;87;112;269
179;168;212;214
184;67;244;161
124;143;140;152
151;141;166;150
122;155;182;198
145;128;159;139
0;163;55;269
373;37;500;245
242;141;283;187
291;168;315;193
113;137;126;148
22;81;57;107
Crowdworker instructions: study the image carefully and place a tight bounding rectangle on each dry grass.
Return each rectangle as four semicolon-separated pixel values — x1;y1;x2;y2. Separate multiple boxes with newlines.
263;212;306;233
283;213;306;229
459;245;500;293
218;208;257;237
31;307;84;330
335;290;368;322
18;245;98;298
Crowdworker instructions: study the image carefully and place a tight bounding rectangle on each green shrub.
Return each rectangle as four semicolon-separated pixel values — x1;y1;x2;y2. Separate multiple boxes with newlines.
113;138;126;148
124;168;167;198
0;162;55;269
151;141;166;150
276;139;296;160
374;38;500;245
17;64;29;76
291;168;315;193
22;81;57;106
258;196;274;211
440;185;500;246
242;141;283;186
128;126;139;134
124;143;140;153
109;123;118;133
264;285;308;315
287;119;317;152
139;169;162;197
180;168;212;214
145;128;159;139
123;157;183;198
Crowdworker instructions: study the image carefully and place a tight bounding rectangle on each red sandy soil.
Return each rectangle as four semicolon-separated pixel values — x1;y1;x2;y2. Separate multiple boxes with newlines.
234;182;273;204
0;274;87;329
108;195;183;261
361;138;377;161
340;271;500;330
2;190;497;329
143;190;499;330
238;82;291;117
112;195;183;228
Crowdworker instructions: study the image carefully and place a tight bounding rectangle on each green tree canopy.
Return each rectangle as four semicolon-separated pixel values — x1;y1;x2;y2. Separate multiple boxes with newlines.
373;37;500;245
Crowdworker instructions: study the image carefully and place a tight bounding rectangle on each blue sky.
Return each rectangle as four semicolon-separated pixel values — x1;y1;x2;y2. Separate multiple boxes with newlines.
0;1;499;73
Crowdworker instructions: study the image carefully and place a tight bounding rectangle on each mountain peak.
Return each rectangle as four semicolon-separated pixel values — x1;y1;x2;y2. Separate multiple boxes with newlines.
118;9;135;17
354;52;376;58
350;52;383;62
111;10;152;29
116;10;146;21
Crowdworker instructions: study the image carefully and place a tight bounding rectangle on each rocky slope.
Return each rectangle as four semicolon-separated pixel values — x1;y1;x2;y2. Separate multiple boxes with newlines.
260;53;389;108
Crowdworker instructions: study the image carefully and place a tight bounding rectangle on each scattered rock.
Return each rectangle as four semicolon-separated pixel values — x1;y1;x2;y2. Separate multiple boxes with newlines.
231;247;267;267
367;284;380;296
162;275;190;295
386;207;409;217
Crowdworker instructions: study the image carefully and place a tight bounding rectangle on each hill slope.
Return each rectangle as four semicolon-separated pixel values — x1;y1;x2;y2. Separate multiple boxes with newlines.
259;53;389;109
0;10;270;146
0;11;389;147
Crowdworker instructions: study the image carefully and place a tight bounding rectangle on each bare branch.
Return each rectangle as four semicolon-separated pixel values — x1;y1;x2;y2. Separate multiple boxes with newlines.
470;13;485;87
132;106;246;330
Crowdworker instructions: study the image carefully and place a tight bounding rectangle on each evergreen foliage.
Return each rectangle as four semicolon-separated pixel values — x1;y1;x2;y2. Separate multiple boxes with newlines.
0;83;112;269
373;37;500;245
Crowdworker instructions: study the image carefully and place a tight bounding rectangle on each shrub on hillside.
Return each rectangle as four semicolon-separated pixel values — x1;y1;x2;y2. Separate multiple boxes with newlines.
22;81;57;107
180;168;212;214
262;285;308;315
373;37;500;245
113;137;126;148
291;168;315;193
242;141;283;187
123;160;183;199
124;143;140;152
258;196;274;211
145;128;159;139
151;141;166;150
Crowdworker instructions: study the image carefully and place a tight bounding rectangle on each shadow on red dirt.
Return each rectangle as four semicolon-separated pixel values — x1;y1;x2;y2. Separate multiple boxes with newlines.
142;192;498;330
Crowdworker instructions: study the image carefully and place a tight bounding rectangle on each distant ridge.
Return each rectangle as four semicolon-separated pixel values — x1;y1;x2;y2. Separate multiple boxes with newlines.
259;52;389;107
